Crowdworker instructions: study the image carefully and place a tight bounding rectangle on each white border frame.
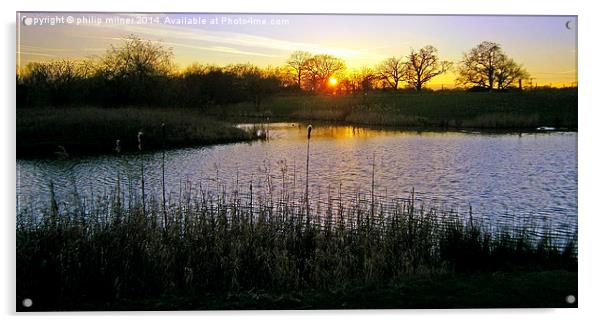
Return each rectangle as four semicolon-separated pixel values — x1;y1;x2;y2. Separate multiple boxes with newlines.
3;0;600;323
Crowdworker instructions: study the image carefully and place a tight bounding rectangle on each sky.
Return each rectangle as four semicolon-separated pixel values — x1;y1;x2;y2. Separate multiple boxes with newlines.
16;12;578;88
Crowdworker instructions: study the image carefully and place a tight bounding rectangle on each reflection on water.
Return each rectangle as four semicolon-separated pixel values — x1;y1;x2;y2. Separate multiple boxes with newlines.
16;123;577;238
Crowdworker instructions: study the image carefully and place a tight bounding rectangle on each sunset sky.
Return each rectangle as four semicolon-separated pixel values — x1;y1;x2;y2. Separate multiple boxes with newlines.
16;12;577;88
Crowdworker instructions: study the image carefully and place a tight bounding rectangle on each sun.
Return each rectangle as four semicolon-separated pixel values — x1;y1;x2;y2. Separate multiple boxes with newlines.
328;77;338;86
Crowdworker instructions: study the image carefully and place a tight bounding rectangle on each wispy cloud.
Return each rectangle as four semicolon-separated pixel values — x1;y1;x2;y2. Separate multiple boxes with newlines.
20;44;106;53
68;34;282;59
99;20;387;62
531;69;576;75
17;51;56;58
20;45;72;52
161;41;281;58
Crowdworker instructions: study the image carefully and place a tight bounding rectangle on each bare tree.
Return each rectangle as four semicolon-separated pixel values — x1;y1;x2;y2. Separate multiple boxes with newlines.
494;55;530;90
264;65;296;89
457;41;528;91
99;34;175;104
457;41;501;90
376;56;403;90
344;67;376;94
102;34;174;80
21;59;93;105
287;51;312;90
74;59;98;79
402;45;452;92
305;54;346;92
23;60;71;84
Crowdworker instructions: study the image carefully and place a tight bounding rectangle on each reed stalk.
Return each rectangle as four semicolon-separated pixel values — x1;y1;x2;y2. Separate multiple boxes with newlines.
305;124;312;225
161;123;167;227
137;131;146;219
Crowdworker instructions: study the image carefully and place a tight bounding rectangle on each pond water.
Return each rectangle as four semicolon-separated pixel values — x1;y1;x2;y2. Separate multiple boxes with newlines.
16;123;577;238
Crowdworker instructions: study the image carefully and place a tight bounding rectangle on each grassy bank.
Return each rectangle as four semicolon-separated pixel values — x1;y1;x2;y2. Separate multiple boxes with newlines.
16;107;260;157
215;88;578;129
17;89;577;158
17;182;577;311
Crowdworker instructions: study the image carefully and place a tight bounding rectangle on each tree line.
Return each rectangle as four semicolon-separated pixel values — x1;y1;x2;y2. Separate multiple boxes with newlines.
17;35;530;108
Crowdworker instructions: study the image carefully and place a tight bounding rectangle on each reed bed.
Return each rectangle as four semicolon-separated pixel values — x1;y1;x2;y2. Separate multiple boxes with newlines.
16;176;577;310
16;107;260;157
215;88;577;129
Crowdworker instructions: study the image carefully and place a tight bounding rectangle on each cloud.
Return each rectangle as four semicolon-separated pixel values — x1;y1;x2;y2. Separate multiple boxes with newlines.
161;41;281;58
530;69;576;75
17;51;56;58
21;13;392;67
19;45;71;52
99;19;387;61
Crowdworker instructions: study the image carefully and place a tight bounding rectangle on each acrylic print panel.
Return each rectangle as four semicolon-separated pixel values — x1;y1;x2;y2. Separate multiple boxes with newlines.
16;12;577;311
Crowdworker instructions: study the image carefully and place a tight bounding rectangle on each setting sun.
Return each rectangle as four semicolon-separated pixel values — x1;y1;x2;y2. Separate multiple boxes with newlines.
328;77;338;86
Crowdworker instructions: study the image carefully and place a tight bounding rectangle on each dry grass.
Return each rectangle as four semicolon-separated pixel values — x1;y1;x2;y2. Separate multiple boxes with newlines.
212;89;577;129
16;178;577;310
17;107;259;157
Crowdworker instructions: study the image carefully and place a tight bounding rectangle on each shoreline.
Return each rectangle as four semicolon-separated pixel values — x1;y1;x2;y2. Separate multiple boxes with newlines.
17;103;577;159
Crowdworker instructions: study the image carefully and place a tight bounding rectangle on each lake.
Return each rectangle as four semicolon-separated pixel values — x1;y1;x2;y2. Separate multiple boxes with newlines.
16;123;577;240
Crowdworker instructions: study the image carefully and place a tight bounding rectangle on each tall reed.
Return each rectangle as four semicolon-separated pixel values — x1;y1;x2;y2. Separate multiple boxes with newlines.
161;123;167;226
16;178;577;310
137;131;145;218
305;124;312;224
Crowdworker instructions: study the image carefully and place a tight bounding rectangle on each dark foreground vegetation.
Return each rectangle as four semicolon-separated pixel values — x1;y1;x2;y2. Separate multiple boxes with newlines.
17;185;577;310
16;107;260;157
68;270;576;310
211;88;577;129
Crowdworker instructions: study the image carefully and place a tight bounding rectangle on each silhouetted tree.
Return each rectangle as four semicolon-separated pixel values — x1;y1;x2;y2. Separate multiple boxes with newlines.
402;46;452;92
305;54;346;93
287;51;312;91
343;67;376;94
100;34;174;105
18;59;96;106
494;55;530;90
457;41;529;91
264;65;296;91
376;56;403;90
179;64;235;107
226;64;280;109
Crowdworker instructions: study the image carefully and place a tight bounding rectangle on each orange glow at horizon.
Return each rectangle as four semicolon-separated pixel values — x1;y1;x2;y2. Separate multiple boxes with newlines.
16;13;577;89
